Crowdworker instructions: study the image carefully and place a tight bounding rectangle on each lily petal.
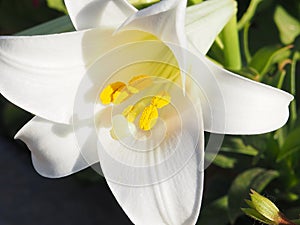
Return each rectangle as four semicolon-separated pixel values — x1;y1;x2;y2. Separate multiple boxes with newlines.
118;0;188;91
108;155;203;224
99;129;204;225
64;0;136;30
0;29;155;123
0;32;84;124
204;59;294;134
119;0;187;45
15;117;99;178
185;0;236;55
94;76;205;224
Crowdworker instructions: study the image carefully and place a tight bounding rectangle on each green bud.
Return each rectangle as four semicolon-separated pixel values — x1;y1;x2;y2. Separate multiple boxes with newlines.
243;190;297;225
250;190;280;222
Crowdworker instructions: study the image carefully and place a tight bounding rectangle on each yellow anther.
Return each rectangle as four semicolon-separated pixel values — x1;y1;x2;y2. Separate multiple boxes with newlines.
100;82;126;105
122;99;149;123
139;105;158;131
128;75;152;94
151;91;171;109
113;89;131;104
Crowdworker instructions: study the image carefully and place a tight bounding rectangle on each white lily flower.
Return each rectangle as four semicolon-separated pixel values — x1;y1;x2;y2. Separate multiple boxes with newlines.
0;0;293;224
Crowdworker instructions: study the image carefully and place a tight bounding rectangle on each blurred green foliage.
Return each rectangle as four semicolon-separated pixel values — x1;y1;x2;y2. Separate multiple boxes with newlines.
205;0;300;224
0;0;300;225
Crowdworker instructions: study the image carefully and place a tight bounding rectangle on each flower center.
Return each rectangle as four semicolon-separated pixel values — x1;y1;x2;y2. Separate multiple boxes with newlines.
100;75;171;132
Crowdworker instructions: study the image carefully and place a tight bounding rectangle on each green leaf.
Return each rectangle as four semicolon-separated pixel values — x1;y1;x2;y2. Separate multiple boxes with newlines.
277;127;300;162
16;15;74;35
198;196;229;225
274;6;300;45
249;45;292;80
228;168;279;224
46;0;67;14
206;154;237;169
221;138;259;156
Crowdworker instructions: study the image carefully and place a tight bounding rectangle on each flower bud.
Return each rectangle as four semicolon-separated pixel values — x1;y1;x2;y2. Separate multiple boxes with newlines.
242;190;297;225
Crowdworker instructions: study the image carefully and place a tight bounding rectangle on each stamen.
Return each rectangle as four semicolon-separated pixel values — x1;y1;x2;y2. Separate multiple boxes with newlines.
139;105;158;131
122;99;149;122
101;76;172;133
151;91;171;109
139;91;171;131
128;75;152;94
100;75;152;105
122;105;136;123
113;89;130;104
100;82;126;105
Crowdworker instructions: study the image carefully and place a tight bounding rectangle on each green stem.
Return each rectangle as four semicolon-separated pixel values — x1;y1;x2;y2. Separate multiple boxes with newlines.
238;0;263;30
290;52;299;128
275;127;285;148
221;15;242;70
243;22;252;63
277;69;286;89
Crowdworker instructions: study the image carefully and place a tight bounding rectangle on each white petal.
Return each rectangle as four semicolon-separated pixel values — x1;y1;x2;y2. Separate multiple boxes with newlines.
0;29;155;123
0;30;95;124
64;0;136;30
204;59;293;134
96;82;205;224
15;117;99;178
108;153;203;225
99;129;204;225
118;0;188;91
185;0;236;55
119;0;187;45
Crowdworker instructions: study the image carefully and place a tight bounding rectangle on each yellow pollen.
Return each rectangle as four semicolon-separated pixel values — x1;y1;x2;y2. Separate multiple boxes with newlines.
139;105;158;131
113;89;130;104
122;99;149;123
100;82;126;105
122;91;171;131
151;91;171;109
102;76;172;132
128;75;153;94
